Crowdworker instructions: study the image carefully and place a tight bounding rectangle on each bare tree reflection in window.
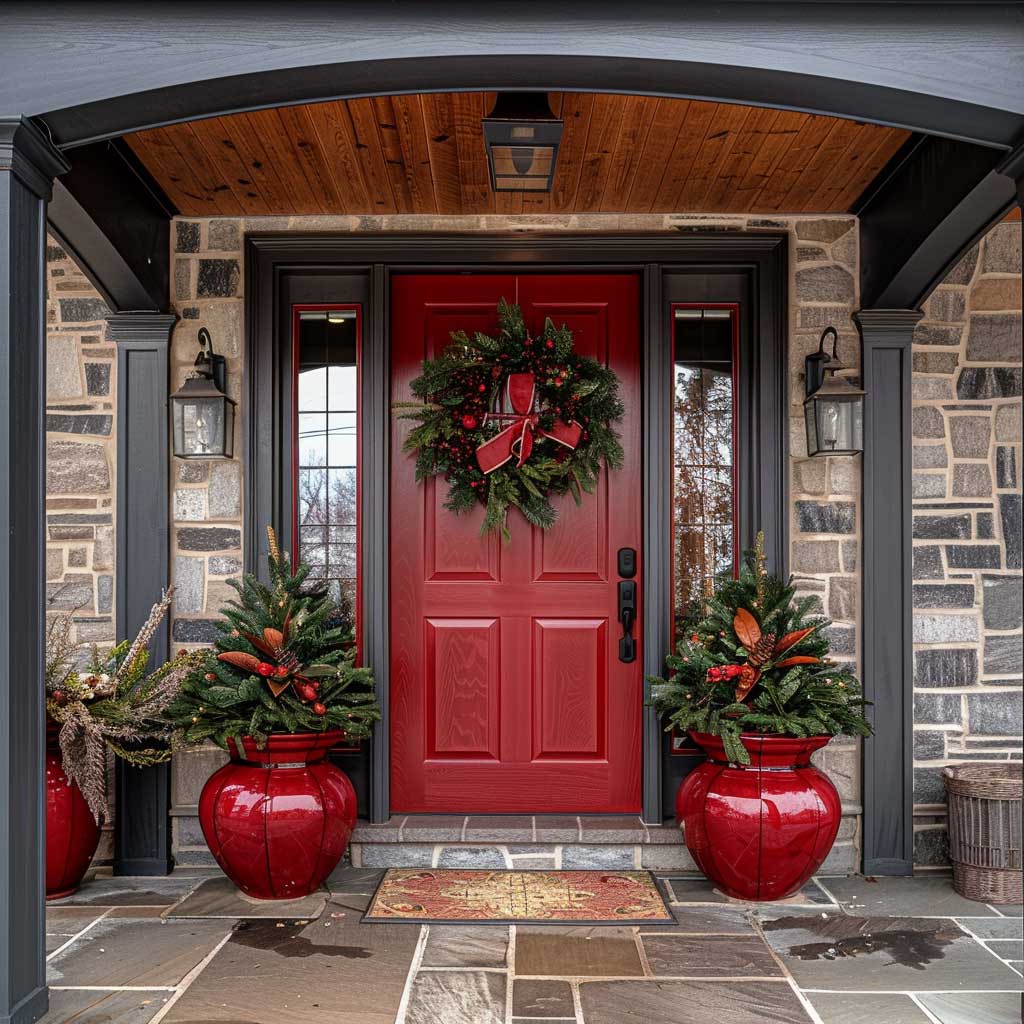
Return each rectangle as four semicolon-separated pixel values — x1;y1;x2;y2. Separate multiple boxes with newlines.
673;308;736;643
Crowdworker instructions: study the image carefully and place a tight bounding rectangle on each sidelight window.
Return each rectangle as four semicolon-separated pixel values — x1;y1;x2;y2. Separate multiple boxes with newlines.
293;307;360;629
671;305;739;642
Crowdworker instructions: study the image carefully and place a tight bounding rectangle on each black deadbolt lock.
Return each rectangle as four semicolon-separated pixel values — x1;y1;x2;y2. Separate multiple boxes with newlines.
617;547;637;578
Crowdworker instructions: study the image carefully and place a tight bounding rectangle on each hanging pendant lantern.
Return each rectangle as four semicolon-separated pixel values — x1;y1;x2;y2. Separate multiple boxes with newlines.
482;92;563;192
170;327;236;459
803;327;865;457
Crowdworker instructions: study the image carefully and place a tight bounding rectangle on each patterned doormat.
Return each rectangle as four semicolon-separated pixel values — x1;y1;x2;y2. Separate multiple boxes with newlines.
363;868;673;924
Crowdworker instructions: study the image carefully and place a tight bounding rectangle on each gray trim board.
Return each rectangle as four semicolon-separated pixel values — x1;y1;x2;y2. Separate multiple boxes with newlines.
855;308;922;877
0;115;67;1024
4;4;1022;149
245;232;789;824
109;312;176;875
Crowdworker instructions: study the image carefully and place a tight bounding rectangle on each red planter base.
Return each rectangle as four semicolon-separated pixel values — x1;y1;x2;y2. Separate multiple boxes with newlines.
199;731;357;900
46;729;101;901
677;732;841;902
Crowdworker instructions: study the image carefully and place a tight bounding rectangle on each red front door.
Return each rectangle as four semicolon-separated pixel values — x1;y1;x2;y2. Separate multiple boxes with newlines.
390;273;641;813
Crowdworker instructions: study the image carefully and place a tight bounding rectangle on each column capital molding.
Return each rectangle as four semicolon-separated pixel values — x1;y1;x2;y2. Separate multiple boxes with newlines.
853;308;924;342
0;117;69;200
105;312;177;346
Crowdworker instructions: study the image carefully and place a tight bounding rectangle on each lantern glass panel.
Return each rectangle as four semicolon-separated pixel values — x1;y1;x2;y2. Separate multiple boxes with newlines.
806;395;863;456
172;394;233;458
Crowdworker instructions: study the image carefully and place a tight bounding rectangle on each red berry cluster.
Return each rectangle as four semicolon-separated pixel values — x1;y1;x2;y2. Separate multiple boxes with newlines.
706;664;744;682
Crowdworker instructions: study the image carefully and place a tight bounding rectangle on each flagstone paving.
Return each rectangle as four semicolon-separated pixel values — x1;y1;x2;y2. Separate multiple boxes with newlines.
41;869;1022;1023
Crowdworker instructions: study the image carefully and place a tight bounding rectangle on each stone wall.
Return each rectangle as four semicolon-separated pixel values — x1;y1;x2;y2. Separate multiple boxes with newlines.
166;212;863;869
910;219;1023;868
45;239;117;857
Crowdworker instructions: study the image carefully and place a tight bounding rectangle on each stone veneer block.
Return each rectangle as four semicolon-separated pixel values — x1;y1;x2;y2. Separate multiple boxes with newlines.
913;614;979;644
173;555;205;614
914;648;978;687
966;313;1023;363
911;584;975;609
957;367;1022;400
952;463;992;497
1000;493;1022;568
994;405;1022;442
982;575;1023;630
913;444;948;469
944;545;1002;569
207;461;242;519
949;416;991;458
562;846;635;869
912;546;943;579
792;539;840;573
176;527;241;551
967;692;1024;736
795;500;855;534
912;406;946;439
196;259;240;298
983;635;1023;675
982;223;1023;274
917;516;970;540
46;439;110;493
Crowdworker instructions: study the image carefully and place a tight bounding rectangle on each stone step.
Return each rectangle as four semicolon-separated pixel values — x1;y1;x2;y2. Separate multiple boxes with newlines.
349;815;697;872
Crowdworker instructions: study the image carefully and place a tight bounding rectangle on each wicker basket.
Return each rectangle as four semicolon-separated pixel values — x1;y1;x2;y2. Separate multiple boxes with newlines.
943;764;1022;904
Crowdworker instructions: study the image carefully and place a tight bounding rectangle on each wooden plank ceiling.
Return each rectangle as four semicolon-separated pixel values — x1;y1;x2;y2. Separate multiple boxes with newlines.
126;93;910;217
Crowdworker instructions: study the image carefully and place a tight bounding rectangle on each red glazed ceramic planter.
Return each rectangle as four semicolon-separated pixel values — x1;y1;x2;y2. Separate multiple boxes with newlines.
677;732;841;901
199;730;357;900
46;724;101;900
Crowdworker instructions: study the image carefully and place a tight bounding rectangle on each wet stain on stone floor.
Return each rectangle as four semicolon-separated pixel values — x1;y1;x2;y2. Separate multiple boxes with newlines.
762;914;959;970
231;920;373;959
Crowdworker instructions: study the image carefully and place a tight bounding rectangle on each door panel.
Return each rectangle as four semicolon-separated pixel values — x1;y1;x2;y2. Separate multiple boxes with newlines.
390;272;641;812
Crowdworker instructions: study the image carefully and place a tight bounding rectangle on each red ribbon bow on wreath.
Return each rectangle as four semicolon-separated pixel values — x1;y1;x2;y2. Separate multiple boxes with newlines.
475;372;583;474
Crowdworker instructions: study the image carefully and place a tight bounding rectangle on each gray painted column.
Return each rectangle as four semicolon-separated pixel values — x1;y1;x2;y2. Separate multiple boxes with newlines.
0;117;69;1024
107;313;176;875
854;309;923;876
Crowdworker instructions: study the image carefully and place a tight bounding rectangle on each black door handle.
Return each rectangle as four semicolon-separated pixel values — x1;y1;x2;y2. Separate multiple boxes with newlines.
618;579;636;663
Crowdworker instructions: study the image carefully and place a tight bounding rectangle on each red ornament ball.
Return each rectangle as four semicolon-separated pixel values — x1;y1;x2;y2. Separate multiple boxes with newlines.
204;672;216;682
461;414;478;430
256;662;275;676
545;339;555;349
312;702;327;716
273;665;290;677
478;383;487;393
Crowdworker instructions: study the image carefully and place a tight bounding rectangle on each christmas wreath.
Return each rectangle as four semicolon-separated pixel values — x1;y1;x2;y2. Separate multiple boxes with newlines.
399;299;624;538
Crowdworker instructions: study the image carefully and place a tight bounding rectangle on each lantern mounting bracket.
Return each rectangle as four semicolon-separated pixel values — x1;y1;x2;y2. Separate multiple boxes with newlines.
805;325;846;397
196;326;227;393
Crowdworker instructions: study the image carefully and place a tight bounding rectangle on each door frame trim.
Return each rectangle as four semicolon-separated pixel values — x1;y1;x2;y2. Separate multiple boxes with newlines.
245;232;789;823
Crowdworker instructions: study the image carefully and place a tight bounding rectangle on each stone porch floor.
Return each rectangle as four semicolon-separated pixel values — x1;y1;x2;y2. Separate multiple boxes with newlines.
44;869;1022;1024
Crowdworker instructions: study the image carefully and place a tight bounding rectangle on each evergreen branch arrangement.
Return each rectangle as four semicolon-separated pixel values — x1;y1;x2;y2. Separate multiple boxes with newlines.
397;298;624;538
649;532;872;765
46;589;201;822
168;526;379;749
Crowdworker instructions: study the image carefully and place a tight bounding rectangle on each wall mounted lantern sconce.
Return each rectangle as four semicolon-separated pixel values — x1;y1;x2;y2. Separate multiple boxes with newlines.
803;326;865;457
170;327;236;459
482;92;563;192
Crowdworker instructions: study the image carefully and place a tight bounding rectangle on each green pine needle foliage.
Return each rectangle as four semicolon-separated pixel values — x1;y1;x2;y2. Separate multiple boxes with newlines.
168;537;379;750
398;298;624;539
648;532;872;765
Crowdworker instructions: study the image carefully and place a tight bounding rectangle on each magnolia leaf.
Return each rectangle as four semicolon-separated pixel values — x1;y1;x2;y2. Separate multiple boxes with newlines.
774;655;821;669
217;651;263;673
773;627;814;657
245;632;278;658
733;608;762;649
263;627;284;651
